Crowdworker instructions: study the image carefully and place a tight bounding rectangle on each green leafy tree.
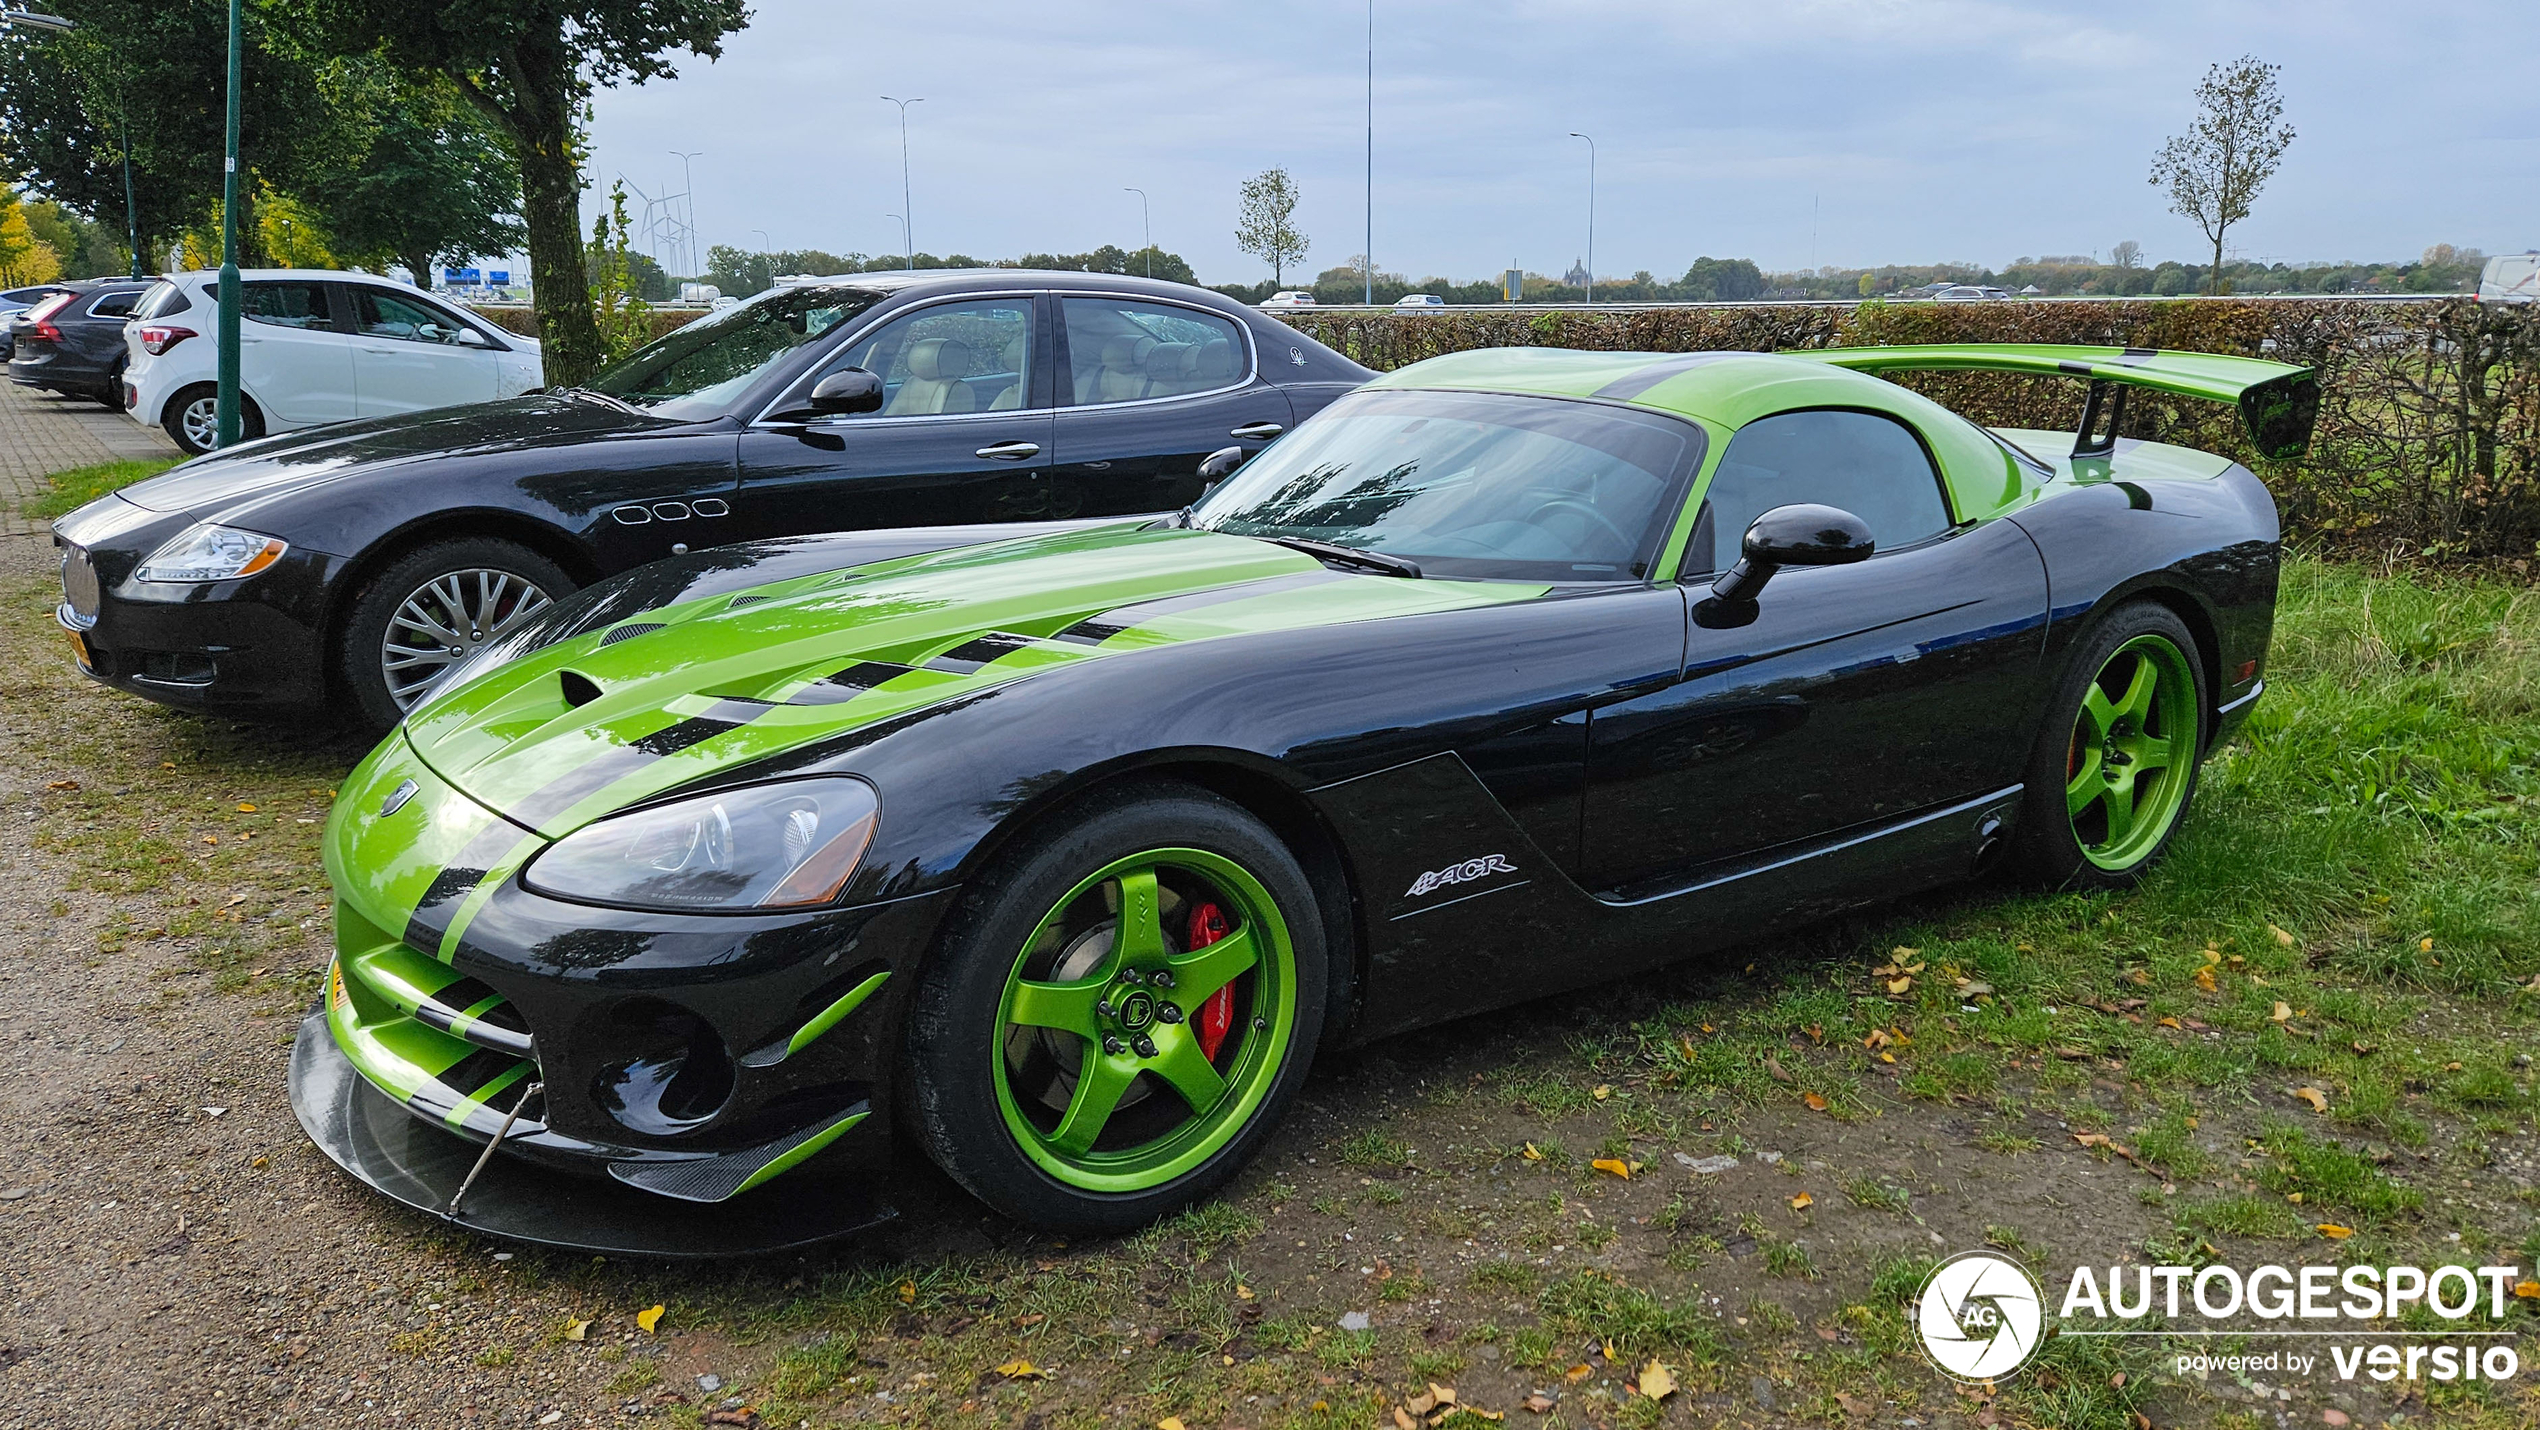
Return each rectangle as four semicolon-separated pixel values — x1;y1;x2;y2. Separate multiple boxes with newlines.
279;0;750;384
1233;167;1308;285
303;69;524;287
2149;55;2295;295
1674;256;1765;301
0;0;366;267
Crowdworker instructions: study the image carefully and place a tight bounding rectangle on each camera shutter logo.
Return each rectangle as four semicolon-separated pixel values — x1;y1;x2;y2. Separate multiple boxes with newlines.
1917;1252;2044;1381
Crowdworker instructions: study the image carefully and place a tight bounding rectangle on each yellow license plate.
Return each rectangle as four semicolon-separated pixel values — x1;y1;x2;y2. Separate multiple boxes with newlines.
62;625;91;671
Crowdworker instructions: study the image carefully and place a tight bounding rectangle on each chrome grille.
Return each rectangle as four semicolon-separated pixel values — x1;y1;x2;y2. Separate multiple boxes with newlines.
59;546;100;621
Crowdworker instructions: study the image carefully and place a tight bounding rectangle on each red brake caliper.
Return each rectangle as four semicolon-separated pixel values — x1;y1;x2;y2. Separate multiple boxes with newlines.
1186;902;1234;1060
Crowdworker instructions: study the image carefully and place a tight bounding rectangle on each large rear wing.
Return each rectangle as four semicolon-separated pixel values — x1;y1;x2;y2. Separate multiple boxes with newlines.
1802;343;2319;461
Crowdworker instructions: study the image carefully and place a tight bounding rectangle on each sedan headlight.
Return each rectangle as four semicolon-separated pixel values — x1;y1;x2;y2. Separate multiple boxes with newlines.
523;778;879;912
133;523;288;583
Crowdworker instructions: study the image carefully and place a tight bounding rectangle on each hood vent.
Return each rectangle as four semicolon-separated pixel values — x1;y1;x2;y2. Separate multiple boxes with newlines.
559;670;603;708
727;594;772;609
600;621;668;647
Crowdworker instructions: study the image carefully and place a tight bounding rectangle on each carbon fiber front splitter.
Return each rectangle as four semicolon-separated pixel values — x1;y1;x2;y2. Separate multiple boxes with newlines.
288;1010;896;1258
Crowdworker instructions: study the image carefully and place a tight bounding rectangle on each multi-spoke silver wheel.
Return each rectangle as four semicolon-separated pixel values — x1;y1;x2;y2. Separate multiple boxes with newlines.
379;568;553;711
178;397;219;452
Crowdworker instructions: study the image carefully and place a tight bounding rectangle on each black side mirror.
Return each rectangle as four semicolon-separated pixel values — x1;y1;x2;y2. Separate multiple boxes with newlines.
1708;503;1875;603
1197;445;1247;486
769;367;884;422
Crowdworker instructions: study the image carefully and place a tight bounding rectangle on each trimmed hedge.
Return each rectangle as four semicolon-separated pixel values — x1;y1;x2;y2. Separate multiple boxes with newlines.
1274;300;2540;566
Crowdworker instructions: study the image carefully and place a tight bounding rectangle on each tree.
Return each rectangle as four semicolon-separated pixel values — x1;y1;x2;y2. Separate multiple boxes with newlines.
281;0;750;384
2110;239;2143;270
0;192;64;285
1675;256;1765;302
1233;168;1308;285
304;69;525;286
2148;56;2294;296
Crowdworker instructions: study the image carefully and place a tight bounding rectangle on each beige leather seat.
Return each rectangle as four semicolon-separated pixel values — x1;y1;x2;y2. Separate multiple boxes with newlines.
988;333;1026;410
885;338;976;415
1083;334;1155;403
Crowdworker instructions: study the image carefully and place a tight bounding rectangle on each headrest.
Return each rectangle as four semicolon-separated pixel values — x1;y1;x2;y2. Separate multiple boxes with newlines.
1100;334;1155;368
905;337;970;382
1189;338;1238;382
1142;342;1197;379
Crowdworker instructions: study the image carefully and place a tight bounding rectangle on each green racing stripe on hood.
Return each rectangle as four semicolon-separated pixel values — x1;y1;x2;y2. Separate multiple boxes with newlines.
394;521;1547;838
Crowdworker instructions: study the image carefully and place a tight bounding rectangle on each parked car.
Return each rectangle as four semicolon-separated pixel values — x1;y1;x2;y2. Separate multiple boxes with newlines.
121;269;546;456
6;278;153;405
1258;290;1317;308
1933;284;2010;302
2479;252;2538;303
1393;293;1447;310
289;341;2306;1247
0;282;77;361
55;271;1374;730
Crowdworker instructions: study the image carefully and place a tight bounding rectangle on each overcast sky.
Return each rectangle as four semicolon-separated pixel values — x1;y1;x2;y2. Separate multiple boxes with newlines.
581;0;2538;285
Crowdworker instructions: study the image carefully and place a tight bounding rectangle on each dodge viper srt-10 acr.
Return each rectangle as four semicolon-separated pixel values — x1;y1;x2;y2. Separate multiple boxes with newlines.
292;342;2310;1251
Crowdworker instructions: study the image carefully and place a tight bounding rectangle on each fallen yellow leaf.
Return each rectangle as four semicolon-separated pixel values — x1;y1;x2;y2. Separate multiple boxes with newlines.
2203;947;2223;965
2420;936;2435;953
996;1360;1051;1380
1802;1092;1829;1112
1591;1157;1632;1179
1886;976;1913;995
1602;1340;1617;1363
1159;1419;1187;1430
2157;1016;2182;1029
2193;967;2219;992
2317;1224;2355;1239
1236;1284;1255;1300
1591;1084;1613;1101
634;1304;664;1334
1455;1407;1504;1422
2293;1086;2330;1113
1789;1192;1814;1211
1638;1360;1677;1401
1563;1363;1592;1383
562;1318;590;1341
2270;1002;2293;1023
2514;1281;2540;1299
2269;923;2295;946
1430;1382;1459;1405
897;1279;917;1303
1393;1408;1418;1430
1521;1143;1544;1162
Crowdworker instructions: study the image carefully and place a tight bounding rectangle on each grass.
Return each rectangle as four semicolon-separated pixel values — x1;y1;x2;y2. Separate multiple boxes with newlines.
11;550;2538;1428
19;455;178;520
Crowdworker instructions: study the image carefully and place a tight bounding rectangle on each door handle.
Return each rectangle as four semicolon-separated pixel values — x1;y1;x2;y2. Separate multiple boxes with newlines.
1230;422;1284;441
976;441;1041;460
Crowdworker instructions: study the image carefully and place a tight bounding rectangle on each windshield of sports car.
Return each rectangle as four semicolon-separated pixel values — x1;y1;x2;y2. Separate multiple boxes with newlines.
580;284;887;419
1190;388;1703;582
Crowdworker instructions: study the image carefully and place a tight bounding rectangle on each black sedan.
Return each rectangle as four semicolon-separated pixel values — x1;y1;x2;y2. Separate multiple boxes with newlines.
51;271;1370;729
7;278;152;405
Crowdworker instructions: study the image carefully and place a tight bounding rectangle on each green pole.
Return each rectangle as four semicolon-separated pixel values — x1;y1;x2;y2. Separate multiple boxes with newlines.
215;0;242;449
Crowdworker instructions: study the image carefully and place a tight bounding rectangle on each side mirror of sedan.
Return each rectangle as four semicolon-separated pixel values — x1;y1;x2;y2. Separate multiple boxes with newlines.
453;327;491;348
769;368;885;422
1197;445;1247;489
1708;503;1875;604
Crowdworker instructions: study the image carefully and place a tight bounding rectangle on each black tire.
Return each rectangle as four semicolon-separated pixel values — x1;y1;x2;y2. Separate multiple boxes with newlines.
94;359;127;410
903;783;1332;1232
336;537;575;732
161;383;265;456
2007;600;2208;890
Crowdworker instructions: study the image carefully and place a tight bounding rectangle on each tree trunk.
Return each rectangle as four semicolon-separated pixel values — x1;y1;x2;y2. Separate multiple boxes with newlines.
2211;232;2227;296
517;128;603;384
401;251;433;289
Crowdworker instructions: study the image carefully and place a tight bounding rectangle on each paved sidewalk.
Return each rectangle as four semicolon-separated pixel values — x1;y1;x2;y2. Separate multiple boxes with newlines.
0;380;180;540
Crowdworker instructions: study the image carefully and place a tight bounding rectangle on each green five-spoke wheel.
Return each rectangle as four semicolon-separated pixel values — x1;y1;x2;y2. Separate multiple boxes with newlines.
904;784;1333;1231
2012;602;2209;889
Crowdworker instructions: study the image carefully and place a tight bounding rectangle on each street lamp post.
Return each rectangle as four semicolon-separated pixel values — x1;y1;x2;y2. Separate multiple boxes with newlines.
1363;0;1374;306
880;96;922;271
1124;188;1150;279
750;228;771;290
216;0;242;448
885;213;909;269
1568;132;1595;306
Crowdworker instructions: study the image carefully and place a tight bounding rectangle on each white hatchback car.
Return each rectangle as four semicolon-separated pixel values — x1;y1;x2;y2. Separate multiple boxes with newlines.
1258;290;1318;309
125;269;544;455
1393;293;1447;310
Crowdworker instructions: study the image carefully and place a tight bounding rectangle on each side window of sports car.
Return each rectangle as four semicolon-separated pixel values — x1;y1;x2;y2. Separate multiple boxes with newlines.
1061;297;1248;405
1684;409;1953;576
816;299;1035;416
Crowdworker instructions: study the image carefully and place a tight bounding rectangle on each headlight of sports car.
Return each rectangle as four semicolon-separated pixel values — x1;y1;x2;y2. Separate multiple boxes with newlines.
523;778;879;912
133;523;289;583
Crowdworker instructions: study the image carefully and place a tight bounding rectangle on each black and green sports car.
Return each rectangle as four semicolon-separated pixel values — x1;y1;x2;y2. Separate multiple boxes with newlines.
292;342;2310;1252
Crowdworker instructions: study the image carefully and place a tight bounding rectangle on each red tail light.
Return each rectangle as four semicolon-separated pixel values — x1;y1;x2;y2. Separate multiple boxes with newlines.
137;325;196;356
28;320;63;343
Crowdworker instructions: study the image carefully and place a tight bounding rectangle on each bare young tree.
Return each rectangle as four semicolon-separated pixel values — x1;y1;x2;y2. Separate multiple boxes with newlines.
2149;56;2295;295
1234;168;1309;286
2110;239;2143;270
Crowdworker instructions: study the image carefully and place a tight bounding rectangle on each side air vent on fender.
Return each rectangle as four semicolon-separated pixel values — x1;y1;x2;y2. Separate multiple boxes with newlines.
560;671;603;707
